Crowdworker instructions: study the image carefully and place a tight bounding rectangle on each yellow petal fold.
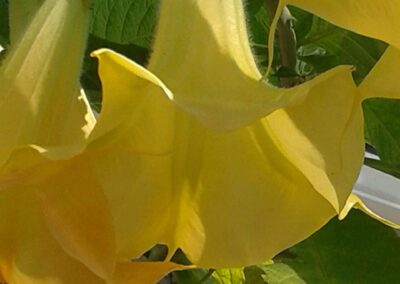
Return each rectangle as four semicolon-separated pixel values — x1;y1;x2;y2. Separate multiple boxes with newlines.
0;0;95;167
267;69;364;212
340;194;400;230
0;186;184;284
0;189;103;284
0;147;116;281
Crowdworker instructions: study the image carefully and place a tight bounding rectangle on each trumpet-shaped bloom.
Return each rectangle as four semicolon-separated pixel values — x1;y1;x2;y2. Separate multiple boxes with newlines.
2;0;399;282
84;0;392;269
0;0;186;283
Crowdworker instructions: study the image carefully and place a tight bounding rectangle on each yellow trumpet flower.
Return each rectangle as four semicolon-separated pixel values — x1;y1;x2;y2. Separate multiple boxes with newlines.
2;0;399;282
85;0;396;269
0;0;185;283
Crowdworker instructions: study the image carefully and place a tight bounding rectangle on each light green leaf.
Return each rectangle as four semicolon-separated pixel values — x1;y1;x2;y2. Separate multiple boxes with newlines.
262;263;305;284
211;268;246;284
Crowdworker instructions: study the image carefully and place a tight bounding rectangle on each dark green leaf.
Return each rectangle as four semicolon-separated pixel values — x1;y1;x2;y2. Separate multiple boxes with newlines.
292;9;387;84
272;211;400;283
363;98;400;168
89;0;158;49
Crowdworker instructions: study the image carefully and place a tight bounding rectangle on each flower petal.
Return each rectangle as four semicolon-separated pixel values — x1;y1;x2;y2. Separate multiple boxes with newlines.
285;0;400;48
0;190;104;284
94;114;337;268
267;68;364;212
0;147;116;281
360;46;400;100
0;0;95;166
88;49;174;155
339;194;400;230
36;156;116;280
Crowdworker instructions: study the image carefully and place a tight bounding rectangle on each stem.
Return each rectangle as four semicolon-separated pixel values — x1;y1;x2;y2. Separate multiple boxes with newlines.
266;0;299;87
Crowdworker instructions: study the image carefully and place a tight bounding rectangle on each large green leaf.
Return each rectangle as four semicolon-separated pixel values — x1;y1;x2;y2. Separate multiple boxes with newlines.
269;211;400;283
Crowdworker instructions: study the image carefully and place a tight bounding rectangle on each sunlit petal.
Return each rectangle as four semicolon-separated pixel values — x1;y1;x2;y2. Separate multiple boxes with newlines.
267;69;364;212
360;46;400;100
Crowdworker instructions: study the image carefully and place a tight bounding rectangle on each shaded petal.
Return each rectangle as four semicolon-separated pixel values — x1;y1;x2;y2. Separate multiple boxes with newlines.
36;157;116;280
359;46;400;100
285;0;400;48
0;0;95;166
0;189;104;284
0;147;116;281
88;49;174;155
267;68;364;212
340;194;400;230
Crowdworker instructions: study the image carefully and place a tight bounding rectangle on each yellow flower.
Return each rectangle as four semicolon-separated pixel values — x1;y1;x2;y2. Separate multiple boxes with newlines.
0;0;185;283
86;0;399;269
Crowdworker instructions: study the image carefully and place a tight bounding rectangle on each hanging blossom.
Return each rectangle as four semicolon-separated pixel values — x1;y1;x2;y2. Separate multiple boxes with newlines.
0;0;185;283
1;1;399;284
87;0;399;269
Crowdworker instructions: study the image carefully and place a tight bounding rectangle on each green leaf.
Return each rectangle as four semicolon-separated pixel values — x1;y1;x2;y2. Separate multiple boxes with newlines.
89;0;158;49
292;9;387;84
363;98;400;169
274;211;400;283
172;269;215;284
211;268;246;284
262;263;305;284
